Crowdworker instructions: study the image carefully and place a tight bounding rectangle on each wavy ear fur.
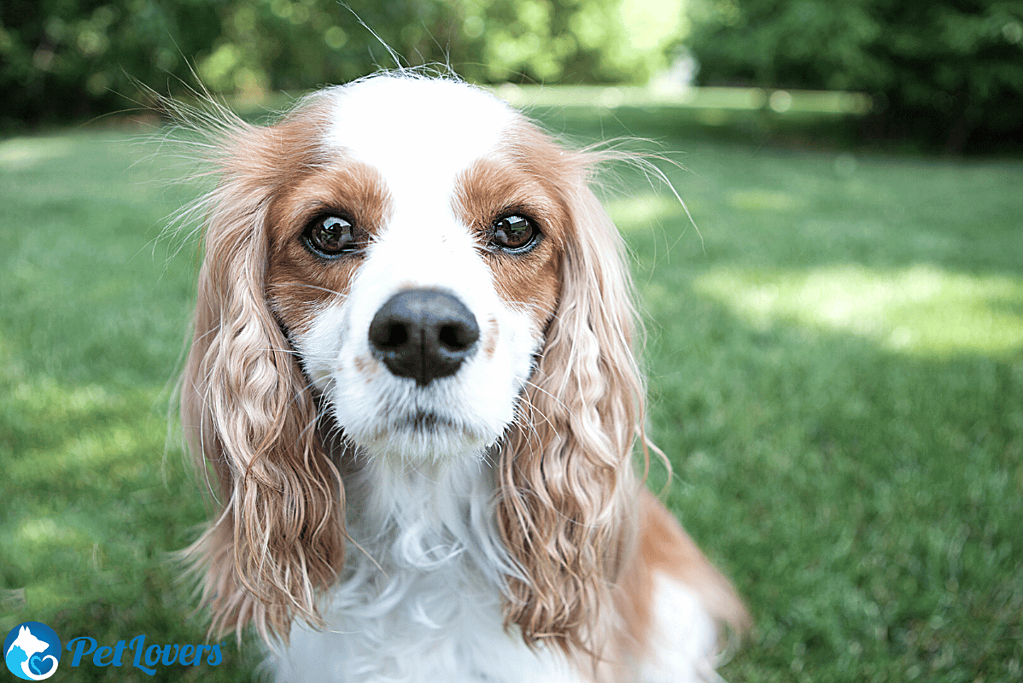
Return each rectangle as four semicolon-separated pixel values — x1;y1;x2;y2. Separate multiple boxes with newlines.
498;141;645;656
179;104;345;643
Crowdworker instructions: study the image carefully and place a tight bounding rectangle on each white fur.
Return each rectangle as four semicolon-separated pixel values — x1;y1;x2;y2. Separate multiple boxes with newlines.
640;575;724;683
268;75;725;683
283;75;574;682
296;76;540;463
276;456;579;683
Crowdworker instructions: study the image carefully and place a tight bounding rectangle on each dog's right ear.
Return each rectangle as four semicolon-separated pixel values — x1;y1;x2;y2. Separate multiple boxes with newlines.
494;129;646;657
178;108;346;643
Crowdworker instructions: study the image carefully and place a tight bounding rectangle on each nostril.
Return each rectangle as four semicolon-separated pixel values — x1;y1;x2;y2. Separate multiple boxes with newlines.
368;317;409;352
379;322;409;349
438;322;478;351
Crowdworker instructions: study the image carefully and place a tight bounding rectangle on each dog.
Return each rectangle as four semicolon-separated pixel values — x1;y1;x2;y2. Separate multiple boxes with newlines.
178;71;747;682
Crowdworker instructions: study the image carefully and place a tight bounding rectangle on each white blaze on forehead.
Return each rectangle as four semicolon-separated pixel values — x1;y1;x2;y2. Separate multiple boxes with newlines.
324;76;517;197
319;75;524;322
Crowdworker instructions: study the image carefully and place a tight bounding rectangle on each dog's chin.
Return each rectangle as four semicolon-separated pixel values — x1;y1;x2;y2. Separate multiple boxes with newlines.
341;410;502;463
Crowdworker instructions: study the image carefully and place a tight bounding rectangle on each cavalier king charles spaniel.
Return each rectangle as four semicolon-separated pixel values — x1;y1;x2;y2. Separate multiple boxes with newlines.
179;72;747;683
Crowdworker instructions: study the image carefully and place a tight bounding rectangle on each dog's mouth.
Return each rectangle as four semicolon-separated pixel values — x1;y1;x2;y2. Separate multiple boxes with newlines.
382;408;483;439
338;401;497;461
401;410;457;432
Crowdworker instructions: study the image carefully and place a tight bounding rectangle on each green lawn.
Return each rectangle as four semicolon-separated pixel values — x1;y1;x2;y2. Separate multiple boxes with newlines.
1;107;1021;682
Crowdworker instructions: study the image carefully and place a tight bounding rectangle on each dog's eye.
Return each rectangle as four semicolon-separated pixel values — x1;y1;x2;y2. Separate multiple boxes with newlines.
492;214;538;252
306;215;357;256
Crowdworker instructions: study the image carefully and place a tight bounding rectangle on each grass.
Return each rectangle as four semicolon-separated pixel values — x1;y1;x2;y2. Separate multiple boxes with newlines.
1;104;1021;682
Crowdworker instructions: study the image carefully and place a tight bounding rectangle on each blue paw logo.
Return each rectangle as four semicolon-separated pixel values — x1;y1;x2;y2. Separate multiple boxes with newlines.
4;622;62;680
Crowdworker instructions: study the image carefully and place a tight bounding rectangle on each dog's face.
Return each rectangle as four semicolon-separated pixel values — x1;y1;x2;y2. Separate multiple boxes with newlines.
183;74;642;645
263;77;566;461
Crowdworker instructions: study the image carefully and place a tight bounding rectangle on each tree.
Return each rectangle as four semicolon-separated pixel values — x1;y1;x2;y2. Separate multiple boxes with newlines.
1;0;686;128
686;0;1023;151
1;0;222;126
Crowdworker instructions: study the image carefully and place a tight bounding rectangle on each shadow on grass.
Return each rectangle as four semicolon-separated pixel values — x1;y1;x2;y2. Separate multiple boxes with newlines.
0;370;263;681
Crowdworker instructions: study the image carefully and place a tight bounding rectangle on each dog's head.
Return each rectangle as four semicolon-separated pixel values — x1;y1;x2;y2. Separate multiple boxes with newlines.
181;74;645;651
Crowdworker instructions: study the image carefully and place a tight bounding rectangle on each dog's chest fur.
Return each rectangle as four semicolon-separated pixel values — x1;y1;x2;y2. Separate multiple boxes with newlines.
275;456;580;683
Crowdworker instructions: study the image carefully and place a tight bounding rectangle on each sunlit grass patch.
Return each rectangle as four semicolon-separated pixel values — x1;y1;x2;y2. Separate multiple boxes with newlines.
728;189;801;212
695;264;1023;356
494;83;871;115
607;192;686;231
0;135;77;170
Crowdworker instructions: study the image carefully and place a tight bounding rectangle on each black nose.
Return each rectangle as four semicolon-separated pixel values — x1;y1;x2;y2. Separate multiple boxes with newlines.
368;289;480;386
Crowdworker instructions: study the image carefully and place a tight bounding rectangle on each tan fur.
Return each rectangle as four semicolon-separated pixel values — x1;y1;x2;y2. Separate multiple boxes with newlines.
613;492;750;668
489;129;646;655
177;81;749;675
180;98;348;643
452;165;559;324
266;157;393;336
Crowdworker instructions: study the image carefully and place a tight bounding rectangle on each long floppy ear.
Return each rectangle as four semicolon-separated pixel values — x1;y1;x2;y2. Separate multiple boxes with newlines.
179;111;345;643
498;146;644;655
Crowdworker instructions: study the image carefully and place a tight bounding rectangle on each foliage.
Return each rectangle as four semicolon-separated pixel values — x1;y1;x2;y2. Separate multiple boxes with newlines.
455;0;686;84
201;0;685;90
1;0;222;126
0;0;685;127
685;0;1023;151
191;0;453;94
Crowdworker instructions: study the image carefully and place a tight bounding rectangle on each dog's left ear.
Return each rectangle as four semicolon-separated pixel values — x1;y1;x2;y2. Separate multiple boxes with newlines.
497;139;644;654
179;110;346;642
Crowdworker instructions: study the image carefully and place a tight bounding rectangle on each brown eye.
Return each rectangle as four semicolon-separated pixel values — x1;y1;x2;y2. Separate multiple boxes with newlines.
306;215;356;256
492;214;538;252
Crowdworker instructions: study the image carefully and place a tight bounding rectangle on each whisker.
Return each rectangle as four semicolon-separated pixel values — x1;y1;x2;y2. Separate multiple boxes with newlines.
268;281;349;299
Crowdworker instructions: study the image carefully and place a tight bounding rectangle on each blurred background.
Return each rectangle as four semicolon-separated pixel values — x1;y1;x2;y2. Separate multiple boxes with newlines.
2;2;1022;682
3;0;1023;151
